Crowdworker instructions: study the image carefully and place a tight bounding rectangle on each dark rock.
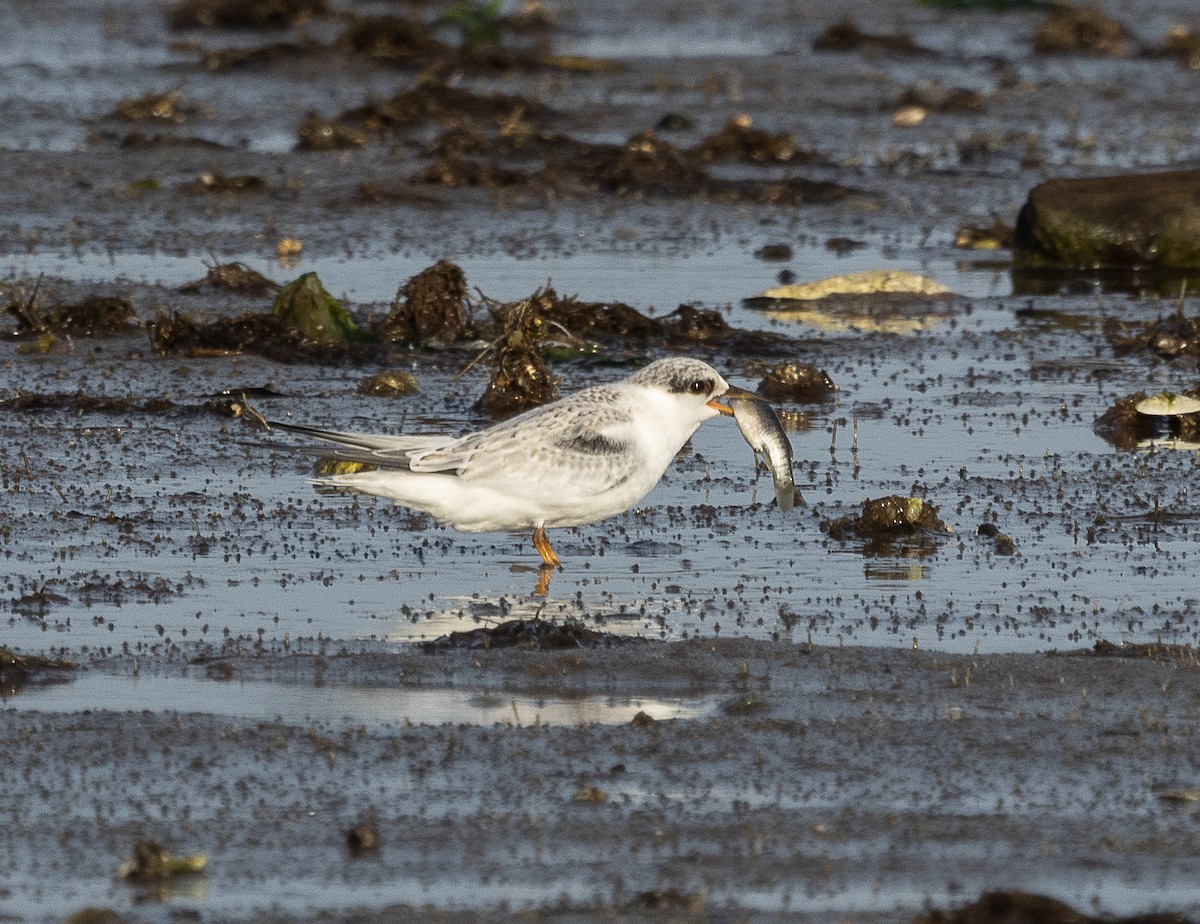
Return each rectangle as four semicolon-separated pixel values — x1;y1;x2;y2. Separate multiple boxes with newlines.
1014;170;1200;270
754;243;793;261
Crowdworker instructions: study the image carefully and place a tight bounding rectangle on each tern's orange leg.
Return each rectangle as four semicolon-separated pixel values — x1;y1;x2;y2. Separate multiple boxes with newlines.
533;565;553;597
532;526;561;568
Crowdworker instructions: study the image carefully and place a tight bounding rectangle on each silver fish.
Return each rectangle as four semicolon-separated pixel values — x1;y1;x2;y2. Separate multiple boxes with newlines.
727;394;797;514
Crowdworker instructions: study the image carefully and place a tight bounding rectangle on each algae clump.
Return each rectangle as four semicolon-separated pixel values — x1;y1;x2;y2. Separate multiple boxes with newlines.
272;272;369;342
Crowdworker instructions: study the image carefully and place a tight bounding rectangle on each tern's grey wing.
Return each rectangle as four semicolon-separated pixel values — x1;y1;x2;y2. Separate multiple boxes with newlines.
410;395;644;492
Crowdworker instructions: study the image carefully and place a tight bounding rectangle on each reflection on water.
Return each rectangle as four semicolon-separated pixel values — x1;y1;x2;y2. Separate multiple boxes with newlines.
4;672;714;727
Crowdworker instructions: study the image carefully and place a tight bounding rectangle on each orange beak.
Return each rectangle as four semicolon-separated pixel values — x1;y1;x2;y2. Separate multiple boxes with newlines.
707;384;758;416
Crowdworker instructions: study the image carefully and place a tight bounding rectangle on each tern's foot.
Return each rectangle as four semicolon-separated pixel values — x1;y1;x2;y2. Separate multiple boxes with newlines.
534;564;554;597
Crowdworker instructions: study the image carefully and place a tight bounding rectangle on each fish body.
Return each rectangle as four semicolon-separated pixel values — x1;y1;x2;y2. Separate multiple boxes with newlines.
728;395;797;514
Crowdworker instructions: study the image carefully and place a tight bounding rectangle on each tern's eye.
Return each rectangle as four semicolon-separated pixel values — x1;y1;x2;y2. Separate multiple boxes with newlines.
688;379;709;395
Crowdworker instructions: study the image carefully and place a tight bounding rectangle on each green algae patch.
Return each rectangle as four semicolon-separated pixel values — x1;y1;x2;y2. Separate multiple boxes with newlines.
272;273;370;343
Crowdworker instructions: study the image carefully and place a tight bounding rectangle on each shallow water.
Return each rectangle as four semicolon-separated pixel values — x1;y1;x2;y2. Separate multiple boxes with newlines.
3;671;712;725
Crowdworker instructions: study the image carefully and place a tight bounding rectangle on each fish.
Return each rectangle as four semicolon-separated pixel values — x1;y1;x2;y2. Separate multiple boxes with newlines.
726;394;797;514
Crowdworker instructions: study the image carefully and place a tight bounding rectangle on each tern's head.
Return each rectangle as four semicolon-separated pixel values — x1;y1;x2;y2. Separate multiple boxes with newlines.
627;357;739;422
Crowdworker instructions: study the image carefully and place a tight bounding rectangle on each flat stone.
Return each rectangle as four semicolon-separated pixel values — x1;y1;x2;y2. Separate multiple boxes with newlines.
1014;170;1200;269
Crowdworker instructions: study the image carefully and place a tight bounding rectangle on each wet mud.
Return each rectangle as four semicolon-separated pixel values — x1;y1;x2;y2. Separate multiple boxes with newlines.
5;0;1200;920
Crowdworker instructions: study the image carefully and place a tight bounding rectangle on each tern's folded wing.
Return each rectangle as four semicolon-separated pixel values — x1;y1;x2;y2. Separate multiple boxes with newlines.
409;402;643;492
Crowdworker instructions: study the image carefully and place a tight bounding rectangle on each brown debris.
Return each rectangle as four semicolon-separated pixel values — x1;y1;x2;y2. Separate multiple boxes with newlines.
359;370;420;398
918;889;1194;924
296;112;367;151
0;392;175;414
757;363;838;403
5;282;136;338
662;304;732;344
376;260;473;345
168;0;328;30
1093;640;1199;664
473;288;562;417
338;16;447;63
201;40;316;72
1158;25;1200;69
1105;306;1200;361
331;83;553;136
147;310;366;363
117;841;206;882
119;132;228;150
180;261;279;297
1094;389;1200;451
421;618;618;651
813;17;934;57
954;217;1015;251
695;116;803;163
823;496;950;553
414;155;531;189
1032;5;1132;57
180;171;268;194
108;89;193;123
583;129;708;196
896;83;985;115
0;647;75;691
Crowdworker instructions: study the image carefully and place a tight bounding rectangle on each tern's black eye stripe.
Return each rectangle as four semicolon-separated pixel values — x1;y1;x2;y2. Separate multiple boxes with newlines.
670;377;714;396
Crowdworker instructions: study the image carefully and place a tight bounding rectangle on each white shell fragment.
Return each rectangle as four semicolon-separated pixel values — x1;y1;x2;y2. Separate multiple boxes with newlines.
1135;392;1200;417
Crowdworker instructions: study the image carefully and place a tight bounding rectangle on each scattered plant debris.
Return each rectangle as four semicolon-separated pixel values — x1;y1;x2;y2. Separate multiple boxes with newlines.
0;392;174;414
954;217;1015;250
1093;640;1199;663
118;841;207;881
421;618;622;650
296;112;367;151
472;287;563;417
917;889;1193;924
168;0;328;30
0;647;75;692
1105;306;1200;361
756;363;838;403
376;260;473;345
180;261;278;297
108;89;193;123
813;18;936;57
1156;24;1200;69
824;496;951;556
359;370;420;397
118;131;228;149
896;82;985;114
1032;5;1132;56
147;309;364;363
5;282;136;338
976;523;1015;555
722;692;769;716
180;170;268;194
695;115;804;163
200;40;317;71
